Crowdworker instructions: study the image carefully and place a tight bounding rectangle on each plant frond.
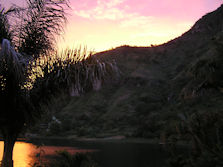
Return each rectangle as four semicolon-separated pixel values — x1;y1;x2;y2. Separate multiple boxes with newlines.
11;0;69;57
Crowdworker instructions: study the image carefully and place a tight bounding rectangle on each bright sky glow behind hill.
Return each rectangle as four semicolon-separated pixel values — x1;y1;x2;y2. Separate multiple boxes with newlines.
2;0;223;52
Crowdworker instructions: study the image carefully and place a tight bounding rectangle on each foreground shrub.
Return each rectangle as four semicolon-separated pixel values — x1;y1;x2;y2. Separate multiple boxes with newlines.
168;111;223;167
32;151;99;167
49;151;99;167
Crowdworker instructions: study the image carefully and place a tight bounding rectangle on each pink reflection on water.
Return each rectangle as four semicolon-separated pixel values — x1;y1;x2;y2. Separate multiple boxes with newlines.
39;145;94;155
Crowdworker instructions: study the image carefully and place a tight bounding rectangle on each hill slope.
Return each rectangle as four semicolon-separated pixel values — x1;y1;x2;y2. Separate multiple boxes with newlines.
37;5;223;138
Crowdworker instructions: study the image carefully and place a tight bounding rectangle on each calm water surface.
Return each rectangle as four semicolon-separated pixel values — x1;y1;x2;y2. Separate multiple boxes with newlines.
0;139;170;167
0;141;94;167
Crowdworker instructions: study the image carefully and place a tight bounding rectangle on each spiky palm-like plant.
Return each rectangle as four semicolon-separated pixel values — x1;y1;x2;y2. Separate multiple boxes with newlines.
0;1;118;167
0;8;11;42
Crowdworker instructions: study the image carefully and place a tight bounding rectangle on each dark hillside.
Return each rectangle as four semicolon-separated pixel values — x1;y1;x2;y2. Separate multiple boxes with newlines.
34;5;223;139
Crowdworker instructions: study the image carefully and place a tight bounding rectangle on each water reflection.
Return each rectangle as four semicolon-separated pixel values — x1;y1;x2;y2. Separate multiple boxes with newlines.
0;141;93;167
0;139;170;167
0;141;36;167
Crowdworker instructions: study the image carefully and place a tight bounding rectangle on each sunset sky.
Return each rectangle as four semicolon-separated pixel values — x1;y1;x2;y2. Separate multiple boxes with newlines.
2;0;223;52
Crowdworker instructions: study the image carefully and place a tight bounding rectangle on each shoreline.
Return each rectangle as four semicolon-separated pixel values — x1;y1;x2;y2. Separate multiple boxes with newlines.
27;135;160;144
1;135;189;148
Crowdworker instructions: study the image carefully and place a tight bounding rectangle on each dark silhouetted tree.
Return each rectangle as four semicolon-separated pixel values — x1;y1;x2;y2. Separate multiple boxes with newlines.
0;1;118;167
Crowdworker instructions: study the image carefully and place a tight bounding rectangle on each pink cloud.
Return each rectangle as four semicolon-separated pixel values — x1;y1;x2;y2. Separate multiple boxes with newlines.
3;0;222;51
62;0;223;51
122;0;222;21
72;0;126;20
70;0;98;10
72;0;222;24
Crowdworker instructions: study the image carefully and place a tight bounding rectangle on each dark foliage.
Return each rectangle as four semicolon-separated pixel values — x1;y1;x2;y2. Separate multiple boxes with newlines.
0;8;11;42
0;1;118;166
11;0;69;57
168;111;223;167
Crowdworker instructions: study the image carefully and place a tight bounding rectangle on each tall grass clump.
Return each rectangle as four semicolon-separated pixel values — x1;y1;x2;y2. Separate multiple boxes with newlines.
0;1;119;166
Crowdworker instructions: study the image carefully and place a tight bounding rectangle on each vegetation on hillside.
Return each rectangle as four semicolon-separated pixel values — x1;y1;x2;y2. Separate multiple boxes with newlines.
35;5;223;142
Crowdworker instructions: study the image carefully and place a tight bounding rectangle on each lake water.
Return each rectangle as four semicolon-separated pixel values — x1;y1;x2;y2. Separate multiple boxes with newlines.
0;139;169;167
0;141;95;167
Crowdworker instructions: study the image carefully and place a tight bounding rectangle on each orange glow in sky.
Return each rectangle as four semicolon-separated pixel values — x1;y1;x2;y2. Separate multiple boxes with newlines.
2;0;223;52
57;0;223;52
